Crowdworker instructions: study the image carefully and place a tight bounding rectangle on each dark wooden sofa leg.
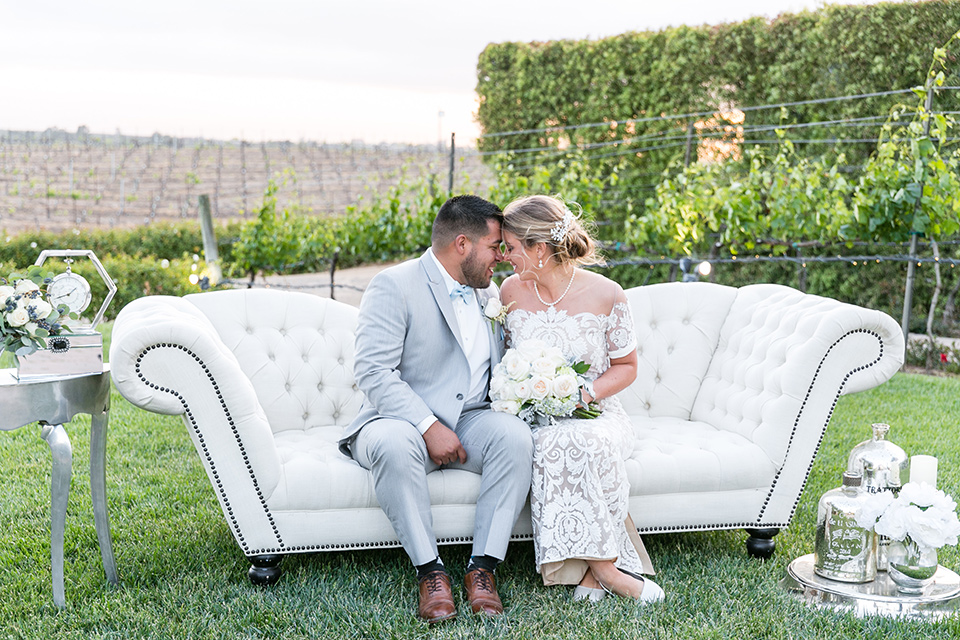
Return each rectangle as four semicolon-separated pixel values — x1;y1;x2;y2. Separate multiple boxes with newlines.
248;554;284;586
744;528;779;559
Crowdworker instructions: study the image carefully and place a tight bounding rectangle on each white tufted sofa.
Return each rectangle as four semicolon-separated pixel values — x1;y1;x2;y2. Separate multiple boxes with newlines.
109;282;903;582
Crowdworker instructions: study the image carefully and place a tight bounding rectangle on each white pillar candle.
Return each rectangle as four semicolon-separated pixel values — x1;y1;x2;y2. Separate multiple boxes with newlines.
909;455;938;486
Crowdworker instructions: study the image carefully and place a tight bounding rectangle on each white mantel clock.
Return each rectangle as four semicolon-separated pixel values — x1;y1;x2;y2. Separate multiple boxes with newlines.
48;261;93;317
34;249;116;332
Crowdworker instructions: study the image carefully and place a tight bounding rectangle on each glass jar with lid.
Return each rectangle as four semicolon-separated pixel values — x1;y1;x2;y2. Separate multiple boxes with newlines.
846;423;908;493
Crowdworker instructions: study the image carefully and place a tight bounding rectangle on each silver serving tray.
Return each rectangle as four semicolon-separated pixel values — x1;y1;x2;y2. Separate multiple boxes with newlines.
782;553;960;619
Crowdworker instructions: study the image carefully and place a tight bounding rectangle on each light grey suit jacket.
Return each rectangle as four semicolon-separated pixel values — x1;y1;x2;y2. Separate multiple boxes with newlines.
339;249;503;456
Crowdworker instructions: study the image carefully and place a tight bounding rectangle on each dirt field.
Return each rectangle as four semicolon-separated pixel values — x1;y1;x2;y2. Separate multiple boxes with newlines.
0;131;494;234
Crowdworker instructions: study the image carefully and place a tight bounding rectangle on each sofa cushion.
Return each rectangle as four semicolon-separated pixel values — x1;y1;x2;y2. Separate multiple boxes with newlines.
185;290;364;436
621;282;737;420
268;426;486;512
623;416;778;496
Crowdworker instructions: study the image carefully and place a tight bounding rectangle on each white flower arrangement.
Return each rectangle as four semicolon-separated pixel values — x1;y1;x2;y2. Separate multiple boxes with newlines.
490;338;600;426
482;298;514;332
0;266;72;358
855;481;960;552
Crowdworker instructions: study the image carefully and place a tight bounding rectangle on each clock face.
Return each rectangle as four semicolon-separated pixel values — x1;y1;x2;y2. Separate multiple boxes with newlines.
48;272;92;315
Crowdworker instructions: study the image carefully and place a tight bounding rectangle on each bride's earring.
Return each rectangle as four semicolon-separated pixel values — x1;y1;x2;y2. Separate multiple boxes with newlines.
538;258;543;269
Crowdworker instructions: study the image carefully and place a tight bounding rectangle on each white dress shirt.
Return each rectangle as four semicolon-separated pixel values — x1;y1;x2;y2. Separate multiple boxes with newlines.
415;250;491;434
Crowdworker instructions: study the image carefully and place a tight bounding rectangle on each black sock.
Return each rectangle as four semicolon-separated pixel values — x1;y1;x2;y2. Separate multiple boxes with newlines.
416;557;445;580
466;555;499;573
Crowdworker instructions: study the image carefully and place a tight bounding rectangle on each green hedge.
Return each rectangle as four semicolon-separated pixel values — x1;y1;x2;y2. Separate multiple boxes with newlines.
477;1;960;177
0;221;242;269
0;222;240;319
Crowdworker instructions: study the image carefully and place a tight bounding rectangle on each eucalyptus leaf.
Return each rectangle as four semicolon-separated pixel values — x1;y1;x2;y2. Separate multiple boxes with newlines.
14;344;35;357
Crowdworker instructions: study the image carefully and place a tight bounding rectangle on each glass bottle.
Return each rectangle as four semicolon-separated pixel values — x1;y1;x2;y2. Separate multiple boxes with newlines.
846;423;908;492
814;471;877;583
861;462;891;571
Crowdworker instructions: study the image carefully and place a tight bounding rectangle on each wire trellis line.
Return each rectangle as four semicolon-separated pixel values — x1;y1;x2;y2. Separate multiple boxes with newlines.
479;88;935;139
472;113;919;159
600;255;960;268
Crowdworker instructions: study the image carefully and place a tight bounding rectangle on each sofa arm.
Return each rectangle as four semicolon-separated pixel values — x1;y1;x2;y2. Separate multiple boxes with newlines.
693;284;903;524
110;295;285;550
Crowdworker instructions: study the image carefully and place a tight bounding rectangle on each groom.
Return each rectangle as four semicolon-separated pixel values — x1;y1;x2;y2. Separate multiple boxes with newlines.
339;194;533;623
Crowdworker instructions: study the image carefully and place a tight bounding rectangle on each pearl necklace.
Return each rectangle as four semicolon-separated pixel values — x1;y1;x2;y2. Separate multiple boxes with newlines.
534;269;576;307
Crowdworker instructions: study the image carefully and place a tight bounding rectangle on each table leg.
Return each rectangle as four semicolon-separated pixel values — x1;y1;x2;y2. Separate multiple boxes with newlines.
89;410;118;585
40;423;72;609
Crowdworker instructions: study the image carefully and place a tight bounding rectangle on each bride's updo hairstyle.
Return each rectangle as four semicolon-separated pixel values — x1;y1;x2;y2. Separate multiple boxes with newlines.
502;195;604;267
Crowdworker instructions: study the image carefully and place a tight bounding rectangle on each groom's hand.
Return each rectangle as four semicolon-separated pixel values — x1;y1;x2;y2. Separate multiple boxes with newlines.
423;422;467;466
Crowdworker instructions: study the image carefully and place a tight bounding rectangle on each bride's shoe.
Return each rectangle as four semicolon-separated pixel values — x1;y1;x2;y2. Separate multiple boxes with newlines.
572;585;606;603
635;576;664;604
596;569;665;604
615;568;665;604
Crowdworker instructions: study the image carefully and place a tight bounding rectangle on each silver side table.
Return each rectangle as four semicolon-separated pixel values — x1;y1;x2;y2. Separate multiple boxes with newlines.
0;365;119;607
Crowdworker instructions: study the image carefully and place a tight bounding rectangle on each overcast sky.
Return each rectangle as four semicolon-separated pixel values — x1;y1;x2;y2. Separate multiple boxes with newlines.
1;1;884;145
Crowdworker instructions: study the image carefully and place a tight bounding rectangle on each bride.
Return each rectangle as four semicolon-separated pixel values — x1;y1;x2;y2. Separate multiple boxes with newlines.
499;195;664;604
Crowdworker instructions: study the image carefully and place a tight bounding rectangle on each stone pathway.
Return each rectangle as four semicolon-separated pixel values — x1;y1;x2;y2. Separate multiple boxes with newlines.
235;262;397;307
909;333;960;350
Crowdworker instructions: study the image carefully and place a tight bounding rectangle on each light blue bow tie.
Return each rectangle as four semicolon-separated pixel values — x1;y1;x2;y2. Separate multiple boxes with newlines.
450;284;474;304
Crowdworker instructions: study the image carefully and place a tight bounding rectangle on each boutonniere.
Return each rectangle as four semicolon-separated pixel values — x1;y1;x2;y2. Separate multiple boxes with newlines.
483;298;514;332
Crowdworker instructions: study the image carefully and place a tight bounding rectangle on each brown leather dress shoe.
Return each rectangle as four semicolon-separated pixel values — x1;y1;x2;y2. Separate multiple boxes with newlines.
418;571;457;624
464;568;503;616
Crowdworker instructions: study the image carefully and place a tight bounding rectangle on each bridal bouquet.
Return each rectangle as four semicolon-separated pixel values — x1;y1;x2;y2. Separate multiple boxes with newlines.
490;338;600;427
855;481;960;552
0;266;70;357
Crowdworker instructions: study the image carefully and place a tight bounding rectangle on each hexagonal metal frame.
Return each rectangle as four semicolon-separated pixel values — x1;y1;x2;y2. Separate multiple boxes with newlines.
33;249;117;331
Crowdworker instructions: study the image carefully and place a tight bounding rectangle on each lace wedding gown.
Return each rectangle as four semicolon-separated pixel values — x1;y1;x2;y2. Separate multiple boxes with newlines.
505;299;654;585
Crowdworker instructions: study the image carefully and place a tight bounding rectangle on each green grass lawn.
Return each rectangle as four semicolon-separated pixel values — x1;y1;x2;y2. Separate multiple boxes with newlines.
1;339;959;638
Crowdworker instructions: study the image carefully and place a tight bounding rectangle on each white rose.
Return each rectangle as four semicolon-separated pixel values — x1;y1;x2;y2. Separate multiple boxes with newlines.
545;346;566;367
528;375;551;401
6;306;29;327
483;298;502;319
909;507;953;550
899;482;941;508
875;503;913;541
491;399;521;415
551;374;580;399
489;374;506;399
932;492;959;514
517;339;548;361
515;378;533;401
490;372;519;402
0;285;14;301
855;491;895;530
937;512;960;548
15;279;39;293
503;350;531;380
24;322;40;337
31;299;53;319
532;356;558;376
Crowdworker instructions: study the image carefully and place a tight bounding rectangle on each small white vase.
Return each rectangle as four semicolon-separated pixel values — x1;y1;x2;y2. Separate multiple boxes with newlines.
887;538;938;595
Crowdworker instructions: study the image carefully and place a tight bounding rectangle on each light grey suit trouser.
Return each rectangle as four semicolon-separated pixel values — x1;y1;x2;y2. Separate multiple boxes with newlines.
351;405;533;567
